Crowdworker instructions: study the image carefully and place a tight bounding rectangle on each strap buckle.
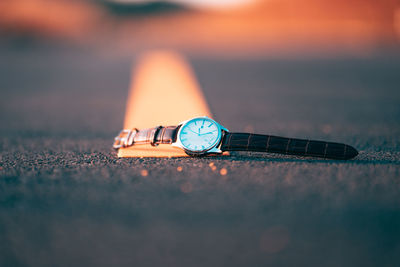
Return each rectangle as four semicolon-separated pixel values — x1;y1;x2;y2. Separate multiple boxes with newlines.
113;128;138;149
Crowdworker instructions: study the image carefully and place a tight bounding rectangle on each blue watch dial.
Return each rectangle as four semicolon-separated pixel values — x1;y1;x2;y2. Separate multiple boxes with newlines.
179;117;221;152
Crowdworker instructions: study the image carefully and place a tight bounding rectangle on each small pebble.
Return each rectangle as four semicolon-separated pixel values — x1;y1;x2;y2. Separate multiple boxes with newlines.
209;162;217;171
220;168;227;175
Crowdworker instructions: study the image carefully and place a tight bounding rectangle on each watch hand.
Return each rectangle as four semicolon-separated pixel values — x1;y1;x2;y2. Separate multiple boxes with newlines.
200;131;216;136
200;130;217;136
189;129;200;136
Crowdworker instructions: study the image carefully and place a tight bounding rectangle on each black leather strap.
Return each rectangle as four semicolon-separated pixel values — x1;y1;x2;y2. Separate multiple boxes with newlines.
220;132;358;160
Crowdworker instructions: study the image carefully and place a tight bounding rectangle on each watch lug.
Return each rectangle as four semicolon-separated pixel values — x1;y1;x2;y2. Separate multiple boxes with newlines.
220;126;229;132
172;141;183;149
207;147;223;154
218;122;229;132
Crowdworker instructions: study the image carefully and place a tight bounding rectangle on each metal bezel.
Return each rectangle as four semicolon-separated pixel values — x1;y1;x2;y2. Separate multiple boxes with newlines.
172;116;228;156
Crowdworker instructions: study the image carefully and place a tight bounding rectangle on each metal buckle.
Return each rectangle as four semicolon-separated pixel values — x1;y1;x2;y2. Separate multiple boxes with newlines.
113;128;138;149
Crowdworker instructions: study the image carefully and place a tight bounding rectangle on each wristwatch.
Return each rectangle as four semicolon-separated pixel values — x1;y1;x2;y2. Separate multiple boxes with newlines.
113;116;358;160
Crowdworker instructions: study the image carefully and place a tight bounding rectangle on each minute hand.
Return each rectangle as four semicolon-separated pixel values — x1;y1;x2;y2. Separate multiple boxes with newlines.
220;133;358;160
200;132;214;135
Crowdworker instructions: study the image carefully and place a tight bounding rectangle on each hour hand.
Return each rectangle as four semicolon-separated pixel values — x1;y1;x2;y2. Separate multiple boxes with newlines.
189;129;200;135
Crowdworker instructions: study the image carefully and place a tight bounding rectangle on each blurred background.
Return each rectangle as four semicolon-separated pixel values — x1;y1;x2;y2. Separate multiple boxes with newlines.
1;1;400;266
1;0;399;57
1;0;400;136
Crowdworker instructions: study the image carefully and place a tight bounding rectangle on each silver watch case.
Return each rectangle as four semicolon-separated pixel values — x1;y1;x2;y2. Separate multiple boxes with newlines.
172;116;229;156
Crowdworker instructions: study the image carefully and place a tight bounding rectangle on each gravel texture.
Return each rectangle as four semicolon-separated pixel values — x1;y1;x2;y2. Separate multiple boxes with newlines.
1;44;400;267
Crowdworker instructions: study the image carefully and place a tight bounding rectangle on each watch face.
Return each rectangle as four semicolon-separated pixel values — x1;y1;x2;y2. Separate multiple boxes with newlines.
179;117;221;153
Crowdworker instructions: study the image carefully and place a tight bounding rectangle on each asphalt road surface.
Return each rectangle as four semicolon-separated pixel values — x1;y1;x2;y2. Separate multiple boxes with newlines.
1;43;400;267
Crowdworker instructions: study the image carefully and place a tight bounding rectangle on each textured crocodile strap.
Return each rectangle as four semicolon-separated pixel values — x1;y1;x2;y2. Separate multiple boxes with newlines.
113;126;179;149
220;132;358;160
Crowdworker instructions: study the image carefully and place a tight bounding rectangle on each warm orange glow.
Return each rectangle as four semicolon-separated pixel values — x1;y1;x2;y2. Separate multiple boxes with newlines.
123;51;211;128
395;8;400;41
118;50;213;157
0;0;103;40
209;162;217;171
173;0;257;10
111;0;257;10
220;168;228;176
0;0;398;56
115;0;398;57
